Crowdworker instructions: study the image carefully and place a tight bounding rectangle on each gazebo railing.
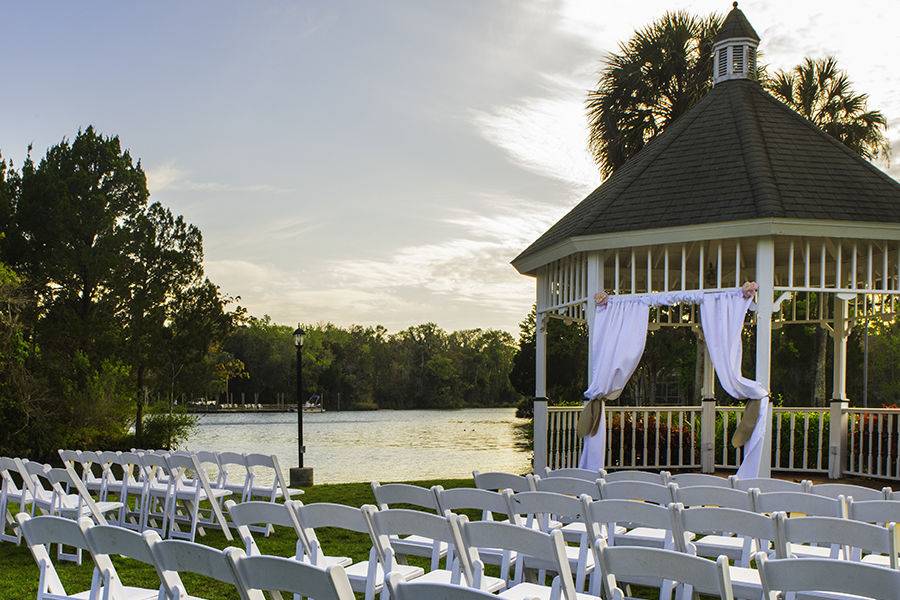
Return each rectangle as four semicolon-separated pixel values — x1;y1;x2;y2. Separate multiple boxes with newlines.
534;400;900;480
845;408;900;481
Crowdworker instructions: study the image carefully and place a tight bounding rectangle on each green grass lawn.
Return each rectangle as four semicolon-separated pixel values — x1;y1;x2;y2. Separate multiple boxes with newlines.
0;477;471;600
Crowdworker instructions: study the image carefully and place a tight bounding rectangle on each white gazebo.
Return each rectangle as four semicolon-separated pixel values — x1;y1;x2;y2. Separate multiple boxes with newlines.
512;4;900;478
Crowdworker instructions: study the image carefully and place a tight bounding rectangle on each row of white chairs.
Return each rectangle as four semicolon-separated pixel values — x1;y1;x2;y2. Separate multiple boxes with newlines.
373;477;900;589
59;448;301;504
533;467;895;499
22;491;900;600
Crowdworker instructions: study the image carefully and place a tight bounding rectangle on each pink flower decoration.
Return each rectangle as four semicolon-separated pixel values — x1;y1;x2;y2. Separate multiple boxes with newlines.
742;281;759;298
594;291;609;306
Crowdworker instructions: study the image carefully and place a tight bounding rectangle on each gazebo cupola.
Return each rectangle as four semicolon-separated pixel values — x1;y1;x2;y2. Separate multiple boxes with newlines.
712;2;759;85
513;3;900;477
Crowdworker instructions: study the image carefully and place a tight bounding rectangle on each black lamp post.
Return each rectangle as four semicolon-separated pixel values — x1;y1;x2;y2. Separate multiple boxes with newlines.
289;326;314;486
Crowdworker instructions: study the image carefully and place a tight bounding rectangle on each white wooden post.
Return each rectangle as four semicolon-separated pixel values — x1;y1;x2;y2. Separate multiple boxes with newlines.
755;237;775;477
533;398;548;474
535;272;548;399
830;295;850;478
700;340;717;473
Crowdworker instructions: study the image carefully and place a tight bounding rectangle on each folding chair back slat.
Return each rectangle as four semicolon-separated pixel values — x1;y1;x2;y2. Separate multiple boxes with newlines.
758;555;900;600
672;485;754;510
669;473;732;488
472;471;532;493
233;554;354;600
599;545;734;598
809;483;887;501
533;476;601;499
732;477;808;493
753;490;844;517
848;499;900;525
601;470;669;484
371;482;439;510
599;480;674;505
543;467;602;481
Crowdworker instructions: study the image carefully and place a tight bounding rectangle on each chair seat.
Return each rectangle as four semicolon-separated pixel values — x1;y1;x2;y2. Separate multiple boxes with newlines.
69;587;159;600
247;486;304;498
392;535;449;558
861;554;891;567
694;534;756;560
173;487;232;500
788;543;843;559
413;569;506;593
59;501;124;518
728;565;762;598
344;561;423;592
615;527;688;548
318;554;353;568
561;522;625;542
499;581;599;600
476;546;518;566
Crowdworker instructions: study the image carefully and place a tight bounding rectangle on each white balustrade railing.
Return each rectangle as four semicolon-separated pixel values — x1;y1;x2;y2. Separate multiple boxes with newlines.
845;408;900;481
544;405;701;471
534;400;900;481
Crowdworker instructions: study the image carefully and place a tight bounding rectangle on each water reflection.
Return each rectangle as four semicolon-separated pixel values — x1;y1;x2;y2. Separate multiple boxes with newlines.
184;407;529;484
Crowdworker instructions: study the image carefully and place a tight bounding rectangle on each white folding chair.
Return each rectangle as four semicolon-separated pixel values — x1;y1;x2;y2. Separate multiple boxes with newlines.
225;499;317;562
244;453;302;503
367;507;506;594
808;483;889;501
72;451;106;495
508;491;594;592
672;504;779;598
435;487;520;579
386;572;517;600
731;477;810;493
581;498;678;596
543;468;602;481
16;514;121;600
165;453;232;542
108;452;147;530
1;456;32;543
531;476;610;545
84;523;165;600
669;473;732;488
232;553;355;600
293;502;417;600
598;544;735;600
847;498;900;527
670;485;756;561
453;517;586;600
45;468;121;523
597;480;676;547
757;554;900;600
371;482;447;569
753;490;845;559
217;451;251;499
21;461;55;515
600;470;670;484
146;536;263;600
473;471;534;493
775;514;900;568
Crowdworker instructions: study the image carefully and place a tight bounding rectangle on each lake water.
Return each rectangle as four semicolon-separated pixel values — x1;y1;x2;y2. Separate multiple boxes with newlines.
184;408;530;484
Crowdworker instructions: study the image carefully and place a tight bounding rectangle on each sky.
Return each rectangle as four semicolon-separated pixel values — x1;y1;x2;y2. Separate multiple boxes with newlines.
2;1;898;334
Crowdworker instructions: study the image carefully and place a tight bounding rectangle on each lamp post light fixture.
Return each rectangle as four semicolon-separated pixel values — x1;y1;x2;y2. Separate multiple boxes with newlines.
289;325;314;487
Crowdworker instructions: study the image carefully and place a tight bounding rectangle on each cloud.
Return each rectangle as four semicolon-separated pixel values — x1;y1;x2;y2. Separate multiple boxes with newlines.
145;161;293;195
471;94;601;194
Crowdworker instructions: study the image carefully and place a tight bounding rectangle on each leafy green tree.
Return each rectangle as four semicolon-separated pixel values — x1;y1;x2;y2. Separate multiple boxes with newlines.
586;12;723;177
765;57;889;161
116;202;204;438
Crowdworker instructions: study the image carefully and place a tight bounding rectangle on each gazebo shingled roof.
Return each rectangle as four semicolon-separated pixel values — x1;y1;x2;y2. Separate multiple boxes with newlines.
714;2;760;42
514;78;900;268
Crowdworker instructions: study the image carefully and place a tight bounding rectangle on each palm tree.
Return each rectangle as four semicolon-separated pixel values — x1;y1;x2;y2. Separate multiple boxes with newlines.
765;57;889;161
586;12;723;179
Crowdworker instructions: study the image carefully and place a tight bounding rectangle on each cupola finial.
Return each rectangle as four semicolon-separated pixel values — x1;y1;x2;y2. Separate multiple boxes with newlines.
712;2;760;86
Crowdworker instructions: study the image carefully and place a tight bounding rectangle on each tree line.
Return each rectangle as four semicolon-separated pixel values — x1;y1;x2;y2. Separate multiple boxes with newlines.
224;317;519;411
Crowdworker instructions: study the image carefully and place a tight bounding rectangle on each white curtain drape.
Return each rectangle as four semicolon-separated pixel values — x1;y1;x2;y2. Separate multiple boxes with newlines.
578;298;652;470
579;288;768;478
699;289;769;479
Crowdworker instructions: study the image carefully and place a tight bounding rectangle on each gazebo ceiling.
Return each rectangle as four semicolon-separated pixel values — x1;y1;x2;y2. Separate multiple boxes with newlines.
513;39;900;276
